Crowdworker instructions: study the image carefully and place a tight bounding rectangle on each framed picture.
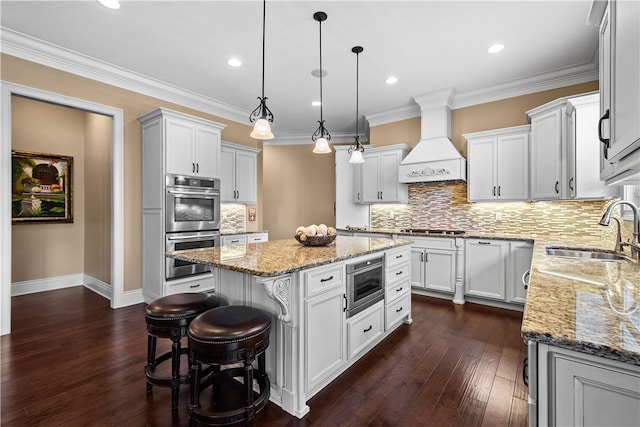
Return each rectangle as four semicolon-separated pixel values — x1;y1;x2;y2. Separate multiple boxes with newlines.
11;150;73;223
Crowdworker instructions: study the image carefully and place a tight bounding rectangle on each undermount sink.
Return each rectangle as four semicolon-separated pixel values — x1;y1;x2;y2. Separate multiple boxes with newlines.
545;246;630;262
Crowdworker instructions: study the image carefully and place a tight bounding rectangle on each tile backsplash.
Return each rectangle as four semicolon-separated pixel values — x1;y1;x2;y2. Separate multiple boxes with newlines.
370;182;628;247
220;204;246;232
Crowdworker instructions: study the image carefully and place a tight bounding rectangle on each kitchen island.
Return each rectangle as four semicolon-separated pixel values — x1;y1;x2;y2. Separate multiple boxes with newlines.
167;236;413;418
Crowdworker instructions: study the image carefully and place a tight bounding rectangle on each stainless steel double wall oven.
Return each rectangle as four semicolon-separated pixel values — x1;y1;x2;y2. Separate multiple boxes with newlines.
165;174;221;280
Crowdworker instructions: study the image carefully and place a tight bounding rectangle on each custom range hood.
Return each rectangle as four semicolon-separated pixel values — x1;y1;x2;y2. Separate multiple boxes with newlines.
399;89;466;183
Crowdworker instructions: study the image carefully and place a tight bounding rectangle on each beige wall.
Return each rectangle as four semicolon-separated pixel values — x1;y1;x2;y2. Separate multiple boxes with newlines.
11;97;86;281
84;112;112;284
262;145;335;240
3;54;256;291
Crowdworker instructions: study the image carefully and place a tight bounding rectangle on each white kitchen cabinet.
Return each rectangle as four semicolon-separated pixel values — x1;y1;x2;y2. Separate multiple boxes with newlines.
464;239;508;301
527;93;617;200
528;104;564;200
165;116;222;177
334;147;369;230
592;0;640;185
385;246;412;329
352;162;363;203
347;301;384;359
622;185;640;220
507;241;533;305
465;125;530;202
246;232;268;243
305;284;347;394
532;342;640;427
221;234;247;246
410;237;456;294
220;142;260;203
358;145;409;203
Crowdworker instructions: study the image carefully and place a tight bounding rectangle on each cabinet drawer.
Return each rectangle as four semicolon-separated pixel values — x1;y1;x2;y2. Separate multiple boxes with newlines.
386;292;411;330
347;301;384;359
304;264;345;297
247;233;268;242
385;247;410;269
166;274;216;295
411;236;456;251
386;279;410;303
386;261;410;286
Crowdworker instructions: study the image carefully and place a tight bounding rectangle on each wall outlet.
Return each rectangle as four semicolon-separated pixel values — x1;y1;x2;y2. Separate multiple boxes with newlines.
495;212;503;221
390;211;395;219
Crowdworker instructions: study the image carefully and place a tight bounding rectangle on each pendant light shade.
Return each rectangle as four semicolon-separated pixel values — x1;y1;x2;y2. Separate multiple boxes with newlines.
348;46;365;164
249;0;275;140
312;11;332;154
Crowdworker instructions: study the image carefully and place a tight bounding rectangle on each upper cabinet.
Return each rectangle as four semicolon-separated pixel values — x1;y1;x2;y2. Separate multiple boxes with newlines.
220;142;260;204
593;0;640;185
139;108;225;179
465;125;530;202
527;93;618;200
357;145;409;204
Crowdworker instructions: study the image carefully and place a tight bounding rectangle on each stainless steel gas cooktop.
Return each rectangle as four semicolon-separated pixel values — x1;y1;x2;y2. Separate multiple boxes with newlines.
399;228;466;236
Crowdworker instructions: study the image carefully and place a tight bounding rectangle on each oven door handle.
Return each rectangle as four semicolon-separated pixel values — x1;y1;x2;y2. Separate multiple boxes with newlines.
167;190;219;197
167;234;220;241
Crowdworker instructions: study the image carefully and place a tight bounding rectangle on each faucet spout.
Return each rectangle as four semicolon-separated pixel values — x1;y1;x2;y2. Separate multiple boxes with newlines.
599;200;640;260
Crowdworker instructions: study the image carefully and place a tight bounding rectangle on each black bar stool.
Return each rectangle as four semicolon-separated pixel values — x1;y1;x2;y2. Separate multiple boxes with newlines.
187;305;272;426
145;292;227;409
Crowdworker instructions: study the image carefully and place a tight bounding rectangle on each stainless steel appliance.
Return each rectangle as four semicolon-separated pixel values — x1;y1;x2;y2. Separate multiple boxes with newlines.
165;174;221;233
346;256;385;318
165;230;220;280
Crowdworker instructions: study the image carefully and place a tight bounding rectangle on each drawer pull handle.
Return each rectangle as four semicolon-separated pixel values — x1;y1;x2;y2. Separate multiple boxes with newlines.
395;254;403;259
396;287;403;292
396;270;403;276
478;241;491;245
363;325;373;333
320;275;334;282
189;284;201;289
396;306;403;313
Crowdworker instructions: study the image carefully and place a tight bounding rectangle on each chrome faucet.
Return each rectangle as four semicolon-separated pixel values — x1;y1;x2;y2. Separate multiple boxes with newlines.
599;200;640;260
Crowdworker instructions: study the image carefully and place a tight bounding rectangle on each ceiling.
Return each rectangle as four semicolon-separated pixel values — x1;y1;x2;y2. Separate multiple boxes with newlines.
0;1;600;143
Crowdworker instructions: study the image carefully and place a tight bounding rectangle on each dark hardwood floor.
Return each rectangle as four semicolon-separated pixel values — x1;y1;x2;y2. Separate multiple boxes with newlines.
1;287;528;426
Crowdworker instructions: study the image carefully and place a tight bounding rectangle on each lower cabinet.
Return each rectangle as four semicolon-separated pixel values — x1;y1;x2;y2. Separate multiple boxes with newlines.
347;301;385;359
410;237;456;294
165;273;216;296
533;343;640;427
465;238;533;306
222;232;268;246
385;246;412;329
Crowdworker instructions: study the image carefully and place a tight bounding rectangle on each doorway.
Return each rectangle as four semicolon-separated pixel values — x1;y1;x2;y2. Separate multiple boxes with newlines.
1;81;125;335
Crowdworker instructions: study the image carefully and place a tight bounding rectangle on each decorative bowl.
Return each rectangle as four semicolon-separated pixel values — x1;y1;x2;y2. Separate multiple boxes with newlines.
295;234;336;247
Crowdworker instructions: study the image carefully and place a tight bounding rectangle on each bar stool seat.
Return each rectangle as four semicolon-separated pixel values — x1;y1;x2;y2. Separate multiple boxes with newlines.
188;305;271;426
145;292;227;410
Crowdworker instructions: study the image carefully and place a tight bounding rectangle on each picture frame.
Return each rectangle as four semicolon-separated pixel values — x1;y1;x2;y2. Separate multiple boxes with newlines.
11;150;73;224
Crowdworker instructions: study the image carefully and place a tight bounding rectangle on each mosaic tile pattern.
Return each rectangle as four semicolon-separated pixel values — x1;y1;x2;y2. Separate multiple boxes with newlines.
220;204;246;233
371;182;627;248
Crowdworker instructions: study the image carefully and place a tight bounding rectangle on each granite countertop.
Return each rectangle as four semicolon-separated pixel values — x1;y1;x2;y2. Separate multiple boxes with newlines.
167;236;413;277
345;227;640;365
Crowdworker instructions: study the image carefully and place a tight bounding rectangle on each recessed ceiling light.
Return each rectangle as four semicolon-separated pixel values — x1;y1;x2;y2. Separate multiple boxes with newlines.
311;101;321;107
97;0;120;9
227;58;242;67
385;76;398;85
487;44;504;54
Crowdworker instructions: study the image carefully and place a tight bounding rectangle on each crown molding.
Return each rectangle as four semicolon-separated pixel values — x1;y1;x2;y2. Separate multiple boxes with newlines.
365;61;598;127
0;28;250;125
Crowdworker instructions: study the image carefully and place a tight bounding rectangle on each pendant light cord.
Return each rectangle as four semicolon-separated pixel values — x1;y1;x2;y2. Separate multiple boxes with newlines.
319;17;324;123
261;0;266;101
355;48;359;143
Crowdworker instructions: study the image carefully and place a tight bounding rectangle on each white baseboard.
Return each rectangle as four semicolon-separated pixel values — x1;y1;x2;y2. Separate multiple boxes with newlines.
11;273;84;296
122;288;145;307
83;274;110;299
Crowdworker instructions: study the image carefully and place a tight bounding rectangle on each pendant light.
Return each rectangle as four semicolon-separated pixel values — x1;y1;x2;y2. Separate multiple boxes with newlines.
348;46;365;163
312;11;332;154
249;0;275;140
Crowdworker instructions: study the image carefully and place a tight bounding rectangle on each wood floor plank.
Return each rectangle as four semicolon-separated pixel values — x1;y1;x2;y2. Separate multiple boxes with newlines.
2;288;528;426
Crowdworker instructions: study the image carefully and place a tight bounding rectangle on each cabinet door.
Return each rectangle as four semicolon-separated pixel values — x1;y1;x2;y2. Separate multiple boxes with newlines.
498;133;529;200
166;118;196;176
195;126;220;178
352;163;363;203
410;248;425;288
425;250;456;293
219;146;236;202
360;153;381;202
530;108;563;200
305;287;346;393
508;242;533;304
234;150;257;203
599;6;616;180
464;239;508;300
379;150;401;202
554;355;640;427
468;137;497;201
610;0;640;162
